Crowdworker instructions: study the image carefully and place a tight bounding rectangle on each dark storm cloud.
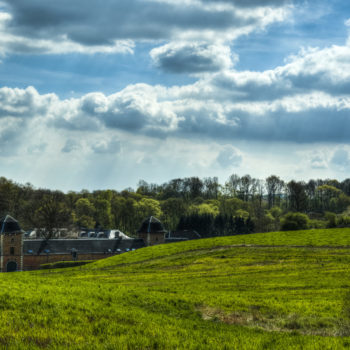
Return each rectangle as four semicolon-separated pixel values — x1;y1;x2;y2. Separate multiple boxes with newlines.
169;104;350;144
223;108;350;143
4;0;258;45
150;42;234;73
200;0;292;7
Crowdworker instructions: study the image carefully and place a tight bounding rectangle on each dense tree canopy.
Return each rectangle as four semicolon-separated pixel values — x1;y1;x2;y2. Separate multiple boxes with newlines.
1;174;350;236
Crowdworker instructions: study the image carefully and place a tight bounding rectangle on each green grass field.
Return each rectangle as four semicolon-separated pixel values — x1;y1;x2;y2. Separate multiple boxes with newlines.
3;228;350;349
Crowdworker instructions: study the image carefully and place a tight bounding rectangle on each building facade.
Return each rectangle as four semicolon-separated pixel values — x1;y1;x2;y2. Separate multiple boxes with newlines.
137;216;167;246
0;215;23;272
0;215;145;272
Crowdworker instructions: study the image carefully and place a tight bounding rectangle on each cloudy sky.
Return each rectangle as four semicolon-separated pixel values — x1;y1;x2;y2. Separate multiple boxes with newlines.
1;0;350;191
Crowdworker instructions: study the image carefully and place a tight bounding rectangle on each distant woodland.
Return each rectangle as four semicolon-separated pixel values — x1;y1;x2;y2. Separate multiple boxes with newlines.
1;175;350;236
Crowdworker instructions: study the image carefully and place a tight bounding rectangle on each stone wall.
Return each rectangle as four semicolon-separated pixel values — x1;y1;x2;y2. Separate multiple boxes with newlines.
138;232;165;246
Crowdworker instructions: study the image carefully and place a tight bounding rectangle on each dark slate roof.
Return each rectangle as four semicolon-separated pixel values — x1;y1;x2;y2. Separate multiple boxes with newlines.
137;216;167;234
167;230;201;240
23;238;145;255
165;238;188;243
0;215;22;234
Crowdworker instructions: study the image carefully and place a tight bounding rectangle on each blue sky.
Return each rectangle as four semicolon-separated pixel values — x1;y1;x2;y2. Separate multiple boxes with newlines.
1;0;350;191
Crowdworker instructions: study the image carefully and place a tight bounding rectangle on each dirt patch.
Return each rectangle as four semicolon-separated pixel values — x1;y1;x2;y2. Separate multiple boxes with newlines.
196;305;341;336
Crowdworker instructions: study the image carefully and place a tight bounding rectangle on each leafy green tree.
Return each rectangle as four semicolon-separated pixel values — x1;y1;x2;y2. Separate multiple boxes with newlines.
198;203;219;216
224;174;240;197
94;198;113;229
287;181;308;212
33;192;72;240
325;212;337;228
161;198;187;231
136;198;162;224
281;212;309;231
75;198;95;228
219;198;246;217
266;175;284;208
316;185;341;211
112;197;138;234
235;209;249;219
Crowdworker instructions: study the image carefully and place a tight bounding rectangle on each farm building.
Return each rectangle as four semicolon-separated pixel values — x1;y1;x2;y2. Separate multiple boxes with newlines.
0;215;145;272
137;216;200;245
0;215;202;272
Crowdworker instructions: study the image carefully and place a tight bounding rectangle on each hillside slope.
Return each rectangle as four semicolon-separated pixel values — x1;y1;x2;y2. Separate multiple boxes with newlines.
2;228;350;349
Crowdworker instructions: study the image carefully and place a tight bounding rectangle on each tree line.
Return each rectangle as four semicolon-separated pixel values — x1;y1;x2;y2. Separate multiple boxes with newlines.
1;174;350;237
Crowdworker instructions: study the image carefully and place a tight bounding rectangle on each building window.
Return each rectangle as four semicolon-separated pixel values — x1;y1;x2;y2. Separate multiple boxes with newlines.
11;238;14;244
10;247;15;255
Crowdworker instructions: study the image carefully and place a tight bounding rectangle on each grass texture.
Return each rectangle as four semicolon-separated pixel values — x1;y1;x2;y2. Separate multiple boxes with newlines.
1;228;350;348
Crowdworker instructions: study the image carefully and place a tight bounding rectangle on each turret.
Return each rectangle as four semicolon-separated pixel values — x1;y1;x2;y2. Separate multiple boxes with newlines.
0;215;23;272
137;216;167;246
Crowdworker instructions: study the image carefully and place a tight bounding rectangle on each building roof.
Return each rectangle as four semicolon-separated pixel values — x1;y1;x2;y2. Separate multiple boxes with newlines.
137;216;167;234
167;230;201;240
0;215;22;234
23;238;145;255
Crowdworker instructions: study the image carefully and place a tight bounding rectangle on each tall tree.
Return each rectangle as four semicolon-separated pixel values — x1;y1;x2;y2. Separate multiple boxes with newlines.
266;175;284;208
287;181;308;212
33;191;71;240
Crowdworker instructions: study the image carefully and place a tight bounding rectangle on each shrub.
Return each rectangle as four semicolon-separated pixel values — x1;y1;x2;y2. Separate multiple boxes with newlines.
336;215;350;228
281;212;309;231
308;219;327;229
325;212;337;228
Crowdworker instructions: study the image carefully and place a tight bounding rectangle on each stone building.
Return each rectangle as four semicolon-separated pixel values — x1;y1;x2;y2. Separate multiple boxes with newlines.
0;215;184;272
0;215;145;272
137;216;167;246
0;215;24;272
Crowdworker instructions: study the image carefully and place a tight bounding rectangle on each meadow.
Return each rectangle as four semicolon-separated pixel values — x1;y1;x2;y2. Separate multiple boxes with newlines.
2;228;350;348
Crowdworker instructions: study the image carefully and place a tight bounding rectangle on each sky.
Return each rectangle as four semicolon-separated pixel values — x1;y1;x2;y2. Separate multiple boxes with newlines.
1;0;350;191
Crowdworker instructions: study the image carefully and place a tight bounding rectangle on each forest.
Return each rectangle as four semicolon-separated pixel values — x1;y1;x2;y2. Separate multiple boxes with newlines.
1;174;350;237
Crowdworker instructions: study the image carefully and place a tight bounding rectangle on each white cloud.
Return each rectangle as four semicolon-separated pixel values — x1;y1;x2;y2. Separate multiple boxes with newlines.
310;155;328;170
216;145;243;168
91;139;121;154
61;139;80;153
2;26;350;165
27;142;47;155
0;86;56;118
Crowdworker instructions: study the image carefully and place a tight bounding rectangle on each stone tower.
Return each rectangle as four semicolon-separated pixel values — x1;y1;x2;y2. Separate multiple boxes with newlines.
0;215;23;272
137;216;167;246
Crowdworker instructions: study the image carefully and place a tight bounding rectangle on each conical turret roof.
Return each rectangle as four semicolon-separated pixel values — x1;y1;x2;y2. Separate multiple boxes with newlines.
137;216;167;234
0;215;22;234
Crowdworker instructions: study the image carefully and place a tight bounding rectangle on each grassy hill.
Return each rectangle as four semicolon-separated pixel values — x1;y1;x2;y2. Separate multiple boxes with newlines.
3;228;350;349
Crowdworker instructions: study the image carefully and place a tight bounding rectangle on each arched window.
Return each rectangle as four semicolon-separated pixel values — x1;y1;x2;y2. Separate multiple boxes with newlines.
10;247;15;255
